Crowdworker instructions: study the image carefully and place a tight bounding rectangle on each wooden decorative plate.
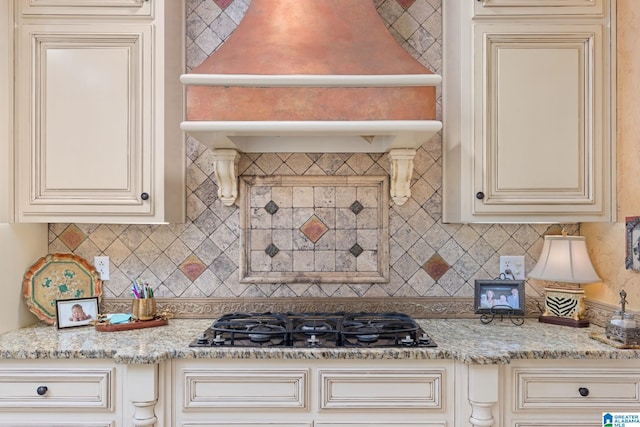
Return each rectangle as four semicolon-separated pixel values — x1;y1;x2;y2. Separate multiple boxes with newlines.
23;253;102;324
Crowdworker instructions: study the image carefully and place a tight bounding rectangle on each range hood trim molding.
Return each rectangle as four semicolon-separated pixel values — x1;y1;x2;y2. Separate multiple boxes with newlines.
181;73;443;87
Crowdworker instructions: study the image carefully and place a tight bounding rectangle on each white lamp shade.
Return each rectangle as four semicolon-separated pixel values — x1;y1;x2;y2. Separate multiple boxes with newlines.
529;235;601;284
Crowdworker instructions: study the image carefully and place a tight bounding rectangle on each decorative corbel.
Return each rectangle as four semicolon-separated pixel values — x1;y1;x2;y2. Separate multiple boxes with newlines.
212;149;241;206
387;148;416;205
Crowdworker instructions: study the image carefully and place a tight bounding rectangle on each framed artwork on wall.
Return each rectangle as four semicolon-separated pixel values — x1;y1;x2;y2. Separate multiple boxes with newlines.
625;216;640;270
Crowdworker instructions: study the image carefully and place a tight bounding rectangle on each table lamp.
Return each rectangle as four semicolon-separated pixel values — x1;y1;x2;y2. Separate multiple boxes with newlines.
528;233;601;327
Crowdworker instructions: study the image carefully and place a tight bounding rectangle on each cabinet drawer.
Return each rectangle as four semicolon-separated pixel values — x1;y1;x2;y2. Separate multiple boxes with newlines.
319;369;443;410
181;369;308;410
0;368;114;410
18;0;151;17
511;423;600;427
316;424;445;427
514;368;640;410
182;424;310;427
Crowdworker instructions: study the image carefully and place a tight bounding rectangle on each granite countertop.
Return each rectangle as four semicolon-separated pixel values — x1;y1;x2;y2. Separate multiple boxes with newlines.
0;318;636;365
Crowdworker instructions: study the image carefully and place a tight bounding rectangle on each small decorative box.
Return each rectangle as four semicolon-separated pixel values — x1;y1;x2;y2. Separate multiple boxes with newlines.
606;323;640;346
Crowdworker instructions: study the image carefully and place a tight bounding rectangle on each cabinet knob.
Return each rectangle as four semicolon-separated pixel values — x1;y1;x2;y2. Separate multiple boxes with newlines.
140;192;150;201
476;191;485;200
36;386;48;396
578;387;589;397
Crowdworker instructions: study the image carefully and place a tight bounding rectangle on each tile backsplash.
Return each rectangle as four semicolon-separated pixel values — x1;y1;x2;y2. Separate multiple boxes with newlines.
48;0;567;302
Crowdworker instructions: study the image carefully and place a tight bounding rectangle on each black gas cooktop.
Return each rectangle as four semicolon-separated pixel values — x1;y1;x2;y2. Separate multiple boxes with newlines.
190;312;437;348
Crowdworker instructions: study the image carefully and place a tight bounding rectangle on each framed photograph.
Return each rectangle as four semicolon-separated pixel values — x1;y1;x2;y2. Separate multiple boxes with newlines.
626;216;640;270
55;297;99;329
474;279;525;316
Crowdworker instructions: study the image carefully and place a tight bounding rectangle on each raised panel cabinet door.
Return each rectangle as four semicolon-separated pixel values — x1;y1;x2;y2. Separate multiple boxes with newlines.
15;23;154;220
471;23;612;219
474;0;604;16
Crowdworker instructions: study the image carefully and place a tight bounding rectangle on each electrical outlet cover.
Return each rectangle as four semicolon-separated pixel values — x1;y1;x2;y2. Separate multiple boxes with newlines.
94;256;110;281
500;255;525;280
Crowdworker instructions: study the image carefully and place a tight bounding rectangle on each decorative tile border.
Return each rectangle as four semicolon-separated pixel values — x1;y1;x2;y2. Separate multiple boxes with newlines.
102;296;548;320
238;176;390;283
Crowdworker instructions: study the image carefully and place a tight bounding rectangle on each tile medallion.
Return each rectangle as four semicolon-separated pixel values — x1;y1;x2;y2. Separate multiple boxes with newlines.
300;215;329;243
240;176;389;283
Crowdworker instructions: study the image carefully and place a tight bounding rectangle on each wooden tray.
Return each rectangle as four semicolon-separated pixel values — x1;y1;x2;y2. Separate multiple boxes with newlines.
590;332;640;349
95;318;168;332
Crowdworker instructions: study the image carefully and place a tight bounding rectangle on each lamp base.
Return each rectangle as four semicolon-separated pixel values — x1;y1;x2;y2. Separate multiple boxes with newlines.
540;287;588;327
538;315;590;328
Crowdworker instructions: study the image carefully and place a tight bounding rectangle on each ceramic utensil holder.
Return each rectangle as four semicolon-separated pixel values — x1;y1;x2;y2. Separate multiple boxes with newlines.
132;298;156;321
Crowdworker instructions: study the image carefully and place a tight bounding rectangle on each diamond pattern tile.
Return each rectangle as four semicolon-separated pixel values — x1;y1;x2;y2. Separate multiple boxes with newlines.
300;215;329;244
350;201;364;215
212;0;233;11
179;254;207;281
59;225;86;251
47;0;564;303
396;0;417;10
350;243;364;258
265;243;280;258
264;200;279;215
423;254;450;281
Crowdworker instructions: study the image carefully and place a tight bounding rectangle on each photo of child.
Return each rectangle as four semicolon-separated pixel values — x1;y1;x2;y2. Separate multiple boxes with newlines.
56;297;99;329
69;303;92;322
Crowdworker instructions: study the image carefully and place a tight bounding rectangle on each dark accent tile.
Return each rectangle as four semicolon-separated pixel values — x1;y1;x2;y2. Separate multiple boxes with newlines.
265;243;280;258
423;254;450;281
350;243;364;258
350;200;364;215
264;200;279;215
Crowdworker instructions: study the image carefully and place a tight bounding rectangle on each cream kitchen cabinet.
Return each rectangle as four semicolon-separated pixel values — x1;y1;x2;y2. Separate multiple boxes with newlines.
13;0;185;224
0;359;120;426
500;359;640;426
1;0;14;222
0;360;162;427
171;359;454;427
442;0;615;223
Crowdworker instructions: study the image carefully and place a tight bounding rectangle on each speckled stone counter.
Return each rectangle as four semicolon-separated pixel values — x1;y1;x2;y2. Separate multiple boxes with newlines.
0;318;637;365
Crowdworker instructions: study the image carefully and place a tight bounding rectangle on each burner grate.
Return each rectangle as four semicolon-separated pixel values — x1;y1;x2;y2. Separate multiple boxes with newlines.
189;312;437;349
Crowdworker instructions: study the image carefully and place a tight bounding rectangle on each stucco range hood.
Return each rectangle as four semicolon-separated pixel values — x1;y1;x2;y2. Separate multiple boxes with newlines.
181;0;442;206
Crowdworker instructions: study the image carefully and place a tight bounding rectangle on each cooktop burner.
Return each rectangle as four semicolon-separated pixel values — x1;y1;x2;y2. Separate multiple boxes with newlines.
189;312;437;348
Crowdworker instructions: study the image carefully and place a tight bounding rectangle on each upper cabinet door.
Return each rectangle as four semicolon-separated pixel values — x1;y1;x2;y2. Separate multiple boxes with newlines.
15;23;154;221
474;0;604;16
471;23;610;218
442;1;615;223
14;0;186;224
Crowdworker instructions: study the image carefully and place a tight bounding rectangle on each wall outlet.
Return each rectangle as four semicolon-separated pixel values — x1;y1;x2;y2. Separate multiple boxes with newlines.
94;256;110;281
500;255;525;280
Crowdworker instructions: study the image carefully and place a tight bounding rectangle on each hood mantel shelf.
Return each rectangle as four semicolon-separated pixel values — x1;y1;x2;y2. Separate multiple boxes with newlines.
181;74;442;207
181;0;441;207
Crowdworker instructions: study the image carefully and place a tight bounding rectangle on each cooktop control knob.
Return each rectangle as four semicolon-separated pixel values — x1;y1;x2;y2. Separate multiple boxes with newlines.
197;333;208;345
400;335;415;346
307;334;320;347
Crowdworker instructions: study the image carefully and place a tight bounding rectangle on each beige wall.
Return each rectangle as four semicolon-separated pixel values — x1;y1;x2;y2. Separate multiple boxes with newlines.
583;0;640;311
